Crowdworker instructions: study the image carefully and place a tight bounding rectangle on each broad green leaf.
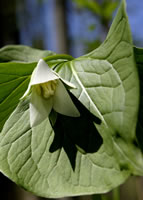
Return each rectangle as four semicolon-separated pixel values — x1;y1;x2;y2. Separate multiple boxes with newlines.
56;0;143;176
0;45;55;62
0;99;129;198
0;0;142;198
0;62;35;131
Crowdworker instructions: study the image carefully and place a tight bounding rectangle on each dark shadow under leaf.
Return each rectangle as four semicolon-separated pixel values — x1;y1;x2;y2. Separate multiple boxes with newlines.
134;47;143;152
49;93;103;170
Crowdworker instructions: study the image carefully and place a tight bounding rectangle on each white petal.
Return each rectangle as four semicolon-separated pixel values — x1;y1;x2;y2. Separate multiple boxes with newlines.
53;80;80;117
30;88;53;127
21;81;31;99
31;59;59;86
21;66;38;99
21;59;55;99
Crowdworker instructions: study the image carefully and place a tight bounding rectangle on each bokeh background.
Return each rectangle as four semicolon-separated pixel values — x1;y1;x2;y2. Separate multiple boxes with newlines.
0;0;143;199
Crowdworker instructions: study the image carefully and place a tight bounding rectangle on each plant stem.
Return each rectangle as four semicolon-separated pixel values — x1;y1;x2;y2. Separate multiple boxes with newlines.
112;187;120;200
101;194;109;200
44;54;74;62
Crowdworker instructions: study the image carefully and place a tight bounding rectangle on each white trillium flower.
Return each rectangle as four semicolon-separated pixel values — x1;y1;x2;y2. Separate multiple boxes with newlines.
22;59;80;127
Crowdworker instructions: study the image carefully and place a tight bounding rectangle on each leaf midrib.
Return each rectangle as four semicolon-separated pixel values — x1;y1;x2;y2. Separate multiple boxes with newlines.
70;61;107;126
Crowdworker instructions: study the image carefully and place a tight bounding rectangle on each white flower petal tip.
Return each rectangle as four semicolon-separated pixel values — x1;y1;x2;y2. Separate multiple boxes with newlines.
22;58;80;127
31;59;58;86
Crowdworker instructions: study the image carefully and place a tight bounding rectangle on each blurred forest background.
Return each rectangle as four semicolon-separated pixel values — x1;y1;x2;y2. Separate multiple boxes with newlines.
0;0;143;199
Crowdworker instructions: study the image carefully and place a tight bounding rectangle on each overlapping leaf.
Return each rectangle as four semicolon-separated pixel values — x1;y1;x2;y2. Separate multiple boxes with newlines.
0;0;143;198
0;98;129;198
0;62;35;131
0;45;55;62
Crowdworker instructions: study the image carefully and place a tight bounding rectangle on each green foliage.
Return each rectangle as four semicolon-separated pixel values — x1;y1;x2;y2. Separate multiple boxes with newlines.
101;1;119;19
0;45;55;62
0;62;35;132
72;0;118;20
0;0;143;198
72;0;101;16
0;46;73;131
0;45;56;132
72;0;119;53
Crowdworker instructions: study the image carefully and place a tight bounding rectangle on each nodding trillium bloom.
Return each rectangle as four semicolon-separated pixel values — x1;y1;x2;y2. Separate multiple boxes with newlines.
22;59;80;127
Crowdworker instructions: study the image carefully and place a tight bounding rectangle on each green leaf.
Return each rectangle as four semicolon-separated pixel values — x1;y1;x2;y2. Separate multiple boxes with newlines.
57;0;143;176
0;99;129;198
0;0;142;198
0;45;56;62
0;62;35;132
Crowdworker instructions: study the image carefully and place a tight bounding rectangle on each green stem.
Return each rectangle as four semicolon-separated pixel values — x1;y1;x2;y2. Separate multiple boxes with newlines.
112;187;120;200
44;54;74;62
101;194;109;200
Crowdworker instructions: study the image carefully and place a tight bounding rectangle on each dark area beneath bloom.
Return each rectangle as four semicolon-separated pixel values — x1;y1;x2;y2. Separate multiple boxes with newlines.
49;93;103;170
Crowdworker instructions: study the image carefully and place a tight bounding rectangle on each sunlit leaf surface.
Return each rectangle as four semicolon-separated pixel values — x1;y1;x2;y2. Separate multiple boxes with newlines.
0;0;142;198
